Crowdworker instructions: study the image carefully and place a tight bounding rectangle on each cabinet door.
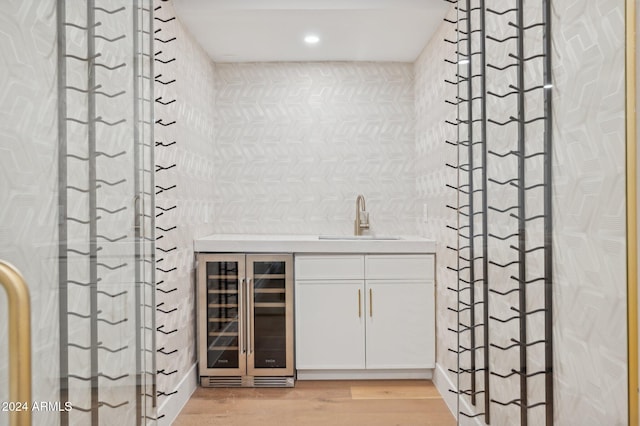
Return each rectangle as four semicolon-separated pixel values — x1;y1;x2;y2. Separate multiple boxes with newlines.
197;254;246;376
246;255;294;376
365;281;435;369
295;281;365;369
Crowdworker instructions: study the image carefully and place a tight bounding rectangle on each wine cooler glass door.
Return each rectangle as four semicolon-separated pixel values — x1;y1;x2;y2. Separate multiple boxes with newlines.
198;254;247;376
246;255;294;376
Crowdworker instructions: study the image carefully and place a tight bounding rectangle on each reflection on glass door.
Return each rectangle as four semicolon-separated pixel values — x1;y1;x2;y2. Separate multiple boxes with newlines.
1;0;157;424
198;255;246;376
206;260;241;369
247;256;293;376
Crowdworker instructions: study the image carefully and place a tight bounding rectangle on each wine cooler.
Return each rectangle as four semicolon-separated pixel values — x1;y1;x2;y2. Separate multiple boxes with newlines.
196;253;294;387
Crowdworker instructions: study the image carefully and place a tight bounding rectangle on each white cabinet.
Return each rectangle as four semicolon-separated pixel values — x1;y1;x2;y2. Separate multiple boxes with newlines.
295;254;435;376
295;281;365;369
365;281;434;369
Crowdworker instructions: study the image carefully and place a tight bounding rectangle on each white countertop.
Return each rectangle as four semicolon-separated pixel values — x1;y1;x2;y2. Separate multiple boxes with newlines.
194;234;436;254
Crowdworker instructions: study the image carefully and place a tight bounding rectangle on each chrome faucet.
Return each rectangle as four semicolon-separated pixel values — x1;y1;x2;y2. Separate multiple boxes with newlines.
354;194;370;236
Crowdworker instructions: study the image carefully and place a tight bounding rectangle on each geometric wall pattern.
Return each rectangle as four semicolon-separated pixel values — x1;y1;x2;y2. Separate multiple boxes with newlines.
551;0;627;424
153;1;217;419
413;5;461;422
0;1;59;425
213;61;418;237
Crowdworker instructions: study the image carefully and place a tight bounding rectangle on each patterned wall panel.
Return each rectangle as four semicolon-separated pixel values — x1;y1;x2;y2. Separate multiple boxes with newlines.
153;1;217;418
413;3;460;418
213;61;417;236
0;1;60;425
552;0;627;424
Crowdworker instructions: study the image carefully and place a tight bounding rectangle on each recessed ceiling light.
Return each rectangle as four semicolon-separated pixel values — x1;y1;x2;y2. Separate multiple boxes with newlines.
304;35;320;44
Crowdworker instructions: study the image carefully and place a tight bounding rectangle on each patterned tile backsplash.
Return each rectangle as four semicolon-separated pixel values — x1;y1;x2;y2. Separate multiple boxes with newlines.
212;61;418;236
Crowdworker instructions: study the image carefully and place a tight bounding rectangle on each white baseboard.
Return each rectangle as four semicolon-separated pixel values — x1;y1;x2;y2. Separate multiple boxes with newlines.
158;363;198;426
297;369;432;381
433;363;459;419
433;363;485;426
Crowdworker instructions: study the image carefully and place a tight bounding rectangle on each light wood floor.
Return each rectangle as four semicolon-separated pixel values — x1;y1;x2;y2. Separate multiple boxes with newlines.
175;380;456;426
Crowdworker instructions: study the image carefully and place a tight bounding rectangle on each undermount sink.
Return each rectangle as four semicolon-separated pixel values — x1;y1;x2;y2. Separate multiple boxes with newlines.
318;235;402;240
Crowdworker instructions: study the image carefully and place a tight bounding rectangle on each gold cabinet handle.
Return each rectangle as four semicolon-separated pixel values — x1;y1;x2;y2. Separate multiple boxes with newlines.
358;289;361;318
0;260;31;426
369;288;373;317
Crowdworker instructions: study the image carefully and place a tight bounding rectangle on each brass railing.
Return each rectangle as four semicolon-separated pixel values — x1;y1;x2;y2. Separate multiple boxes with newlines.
627;0;638;424
0;260;32;426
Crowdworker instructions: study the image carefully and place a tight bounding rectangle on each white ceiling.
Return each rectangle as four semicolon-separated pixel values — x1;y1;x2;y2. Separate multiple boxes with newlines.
172;0;451;63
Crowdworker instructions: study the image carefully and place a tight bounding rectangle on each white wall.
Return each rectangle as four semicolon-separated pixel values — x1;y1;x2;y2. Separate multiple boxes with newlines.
413;5;459;420
153;1;218;421
553;0;627;423
212;61;417;236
